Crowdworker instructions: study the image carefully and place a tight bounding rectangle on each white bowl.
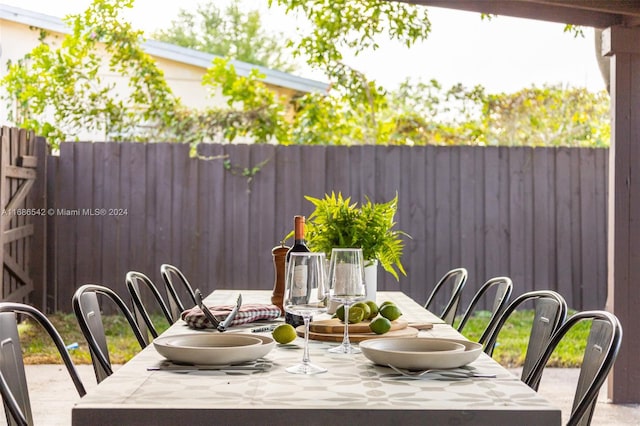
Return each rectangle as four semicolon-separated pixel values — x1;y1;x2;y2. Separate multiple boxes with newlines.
153;333;275;365
360;337;482;370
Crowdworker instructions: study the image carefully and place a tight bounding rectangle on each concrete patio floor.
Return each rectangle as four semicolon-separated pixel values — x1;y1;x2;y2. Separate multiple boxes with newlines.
5;365;640;425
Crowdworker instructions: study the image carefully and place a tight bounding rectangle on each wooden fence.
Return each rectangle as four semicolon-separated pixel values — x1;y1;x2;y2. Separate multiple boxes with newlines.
41;142;608;314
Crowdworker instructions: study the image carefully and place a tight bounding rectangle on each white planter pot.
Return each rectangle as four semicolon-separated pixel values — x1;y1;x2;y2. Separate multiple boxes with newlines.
364;260;378;302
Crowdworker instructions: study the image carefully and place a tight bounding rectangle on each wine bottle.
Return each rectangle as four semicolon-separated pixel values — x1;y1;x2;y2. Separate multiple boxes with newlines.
285;215;310;327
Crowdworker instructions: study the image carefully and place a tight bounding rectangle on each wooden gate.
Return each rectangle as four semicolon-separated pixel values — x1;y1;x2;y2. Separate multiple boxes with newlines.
0;127;46;307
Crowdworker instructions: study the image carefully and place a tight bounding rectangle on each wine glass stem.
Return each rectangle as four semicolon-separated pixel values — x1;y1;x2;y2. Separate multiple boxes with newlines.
342;304;351;346
302;315;311;365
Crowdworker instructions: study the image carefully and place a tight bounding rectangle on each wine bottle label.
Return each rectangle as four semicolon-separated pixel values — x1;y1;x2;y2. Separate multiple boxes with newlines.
292;265;308;297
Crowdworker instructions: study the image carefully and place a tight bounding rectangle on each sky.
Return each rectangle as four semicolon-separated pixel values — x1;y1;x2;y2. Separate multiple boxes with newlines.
0;0;606;93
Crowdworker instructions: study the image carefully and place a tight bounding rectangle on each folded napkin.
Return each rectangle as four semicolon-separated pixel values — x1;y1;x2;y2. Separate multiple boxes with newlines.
181;303;282;329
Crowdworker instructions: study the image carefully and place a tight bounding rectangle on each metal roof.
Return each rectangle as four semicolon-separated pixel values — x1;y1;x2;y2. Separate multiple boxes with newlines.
0;3;328;94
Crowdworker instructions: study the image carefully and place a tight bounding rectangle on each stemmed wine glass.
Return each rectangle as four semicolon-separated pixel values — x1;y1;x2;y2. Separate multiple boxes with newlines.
283;252;329;374
327;248;366;354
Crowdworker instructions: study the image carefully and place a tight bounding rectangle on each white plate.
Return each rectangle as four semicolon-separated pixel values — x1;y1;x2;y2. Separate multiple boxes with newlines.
153;333;275;365
360;337;482;370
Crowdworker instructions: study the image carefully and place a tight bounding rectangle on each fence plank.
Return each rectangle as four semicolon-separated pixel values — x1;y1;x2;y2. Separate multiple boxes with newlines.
29;136;47;310
402;146;425;304
117;143;134;295
595;149;608;308
326;146;351;196
209;145;227;291
250;144;277;290
128;143;148;295
172;144;195;286
377;146;402;292
555;148;574;304
508;148;528;293
55;143;76;311
459;146;478;309
99;143;120;296
580;149;599;309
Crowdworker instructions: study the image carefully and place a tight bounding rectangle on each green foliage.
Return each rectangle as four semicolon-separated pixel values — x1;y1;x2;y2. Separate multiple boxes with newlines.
563;24;585;38
271;0;430;125
480;86;610;147
203;58;289;143
303;192;409;280
173;57;291;148
374;79;610;147
1;0;178;147
152;0;296;72
291;92;362;145
380;79;486;145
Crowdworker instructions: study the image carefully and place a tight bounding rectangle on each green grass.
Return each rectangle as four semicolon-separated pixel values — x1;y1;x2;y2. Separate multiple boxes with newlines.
18;310;588;367
458;309;589;368
18;313;170;365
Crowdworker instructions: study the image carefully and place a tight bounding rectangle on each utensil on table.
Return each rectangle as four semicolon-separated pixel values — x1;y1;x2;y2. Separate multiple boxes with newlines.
387;364;496;378
148;359;271;372
194;289;242;332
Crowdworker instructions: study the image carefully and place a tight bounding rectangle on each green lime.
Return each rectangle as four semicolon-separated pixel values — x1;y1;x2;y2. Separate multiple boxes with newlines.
364;300;379;320
369;316;392;334
380;304;402;321
272;324;297;344
379;300;396;309
352;302;371;320
347;306;365;324
335;304;345;321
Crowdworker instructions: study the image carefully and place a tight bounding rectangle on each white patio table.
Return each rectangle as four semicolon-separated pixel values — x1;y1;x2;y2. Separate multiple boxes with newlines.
72;290;561;425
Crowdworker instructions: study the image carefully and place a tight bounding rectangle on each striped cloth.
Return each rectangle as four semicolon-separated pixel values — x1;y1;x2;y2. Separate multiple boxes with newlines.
181;304;282;329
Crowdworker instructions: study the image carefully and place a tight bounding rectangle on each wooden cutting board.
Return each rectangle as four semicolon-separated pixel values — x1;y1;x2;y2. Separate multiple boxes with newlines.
309;318;408;334
298;325;419;343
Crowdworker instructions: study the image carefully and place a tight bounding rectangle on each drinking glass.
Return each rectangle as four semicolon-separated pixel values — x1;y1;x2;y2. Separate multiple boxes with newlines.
283;252;328;374
327;248;366;354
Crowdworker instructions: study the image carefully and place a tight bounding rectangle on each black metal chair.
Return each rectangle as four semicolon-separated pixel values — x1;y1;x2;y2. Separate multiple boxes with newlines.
483;290;567;382
72;284;147;383
160;264;198;321
125;271;173;342
0;302;86;425
524;310;622;426
424;267;468;325
456;276;513;343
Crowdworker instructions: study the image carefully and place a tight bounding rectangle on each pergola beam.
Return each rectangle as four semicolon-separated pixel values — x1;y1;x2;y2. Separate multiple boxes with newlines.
400;0;639;28
603;24;640;404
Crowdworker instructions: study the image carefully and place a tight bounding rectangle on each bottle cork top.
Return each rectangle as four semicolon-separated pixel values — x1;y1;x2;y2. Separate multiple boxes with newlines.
294;215;306;240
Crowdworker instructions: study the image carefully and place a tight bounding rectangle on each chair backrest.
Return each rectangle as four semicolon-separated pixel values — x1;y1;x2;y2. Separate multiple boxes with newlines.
456;276;513;342
73;284;147;383
424;267;468;325
524;310;622;426
160;264;197;322
125;271;173;341
483;290;567;381
0;302;86;425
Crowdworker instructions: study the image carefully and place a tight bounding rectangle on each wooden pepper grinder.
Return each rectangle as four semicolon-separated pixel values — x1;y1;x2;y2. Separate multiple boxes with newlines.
271;241;289;316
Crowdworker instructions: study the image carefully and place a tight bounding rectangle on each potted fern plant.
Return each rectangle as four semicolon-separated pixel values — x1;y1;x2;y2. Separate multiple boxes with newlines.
303;192;410;301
